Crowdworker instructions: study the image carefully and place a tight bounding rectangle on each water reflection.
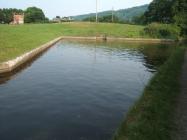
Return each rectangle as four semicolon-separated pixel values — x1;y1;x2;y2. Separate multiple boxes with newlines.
58;40;174;71
139;45;174;71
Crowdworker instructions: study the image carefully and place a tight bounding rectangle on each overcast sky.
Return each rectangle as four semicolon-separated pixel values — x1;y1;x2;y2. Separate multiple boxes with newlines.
0;0;152;19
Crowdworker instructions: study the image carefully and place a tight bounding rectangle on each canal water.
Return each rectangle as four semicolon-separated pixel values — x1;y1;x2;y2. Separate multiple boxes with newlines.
0;41;173;140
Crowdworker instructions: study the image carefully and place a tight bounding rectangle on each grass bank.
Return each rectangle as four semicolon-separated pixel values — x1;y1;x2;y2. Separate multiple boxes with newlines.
113;45;186;140
0;22;144;62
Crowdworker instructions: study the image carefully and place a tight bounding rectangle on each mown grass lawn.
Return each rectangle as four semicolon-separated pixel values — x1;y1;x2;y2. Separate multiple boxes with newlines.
0;22;144;62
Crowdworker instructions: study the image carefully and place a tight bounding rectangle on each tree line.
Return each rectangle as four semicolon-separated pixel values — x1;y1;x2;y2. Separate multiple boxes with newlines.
83;15;122;23
134;0;187;35
0;7;48;24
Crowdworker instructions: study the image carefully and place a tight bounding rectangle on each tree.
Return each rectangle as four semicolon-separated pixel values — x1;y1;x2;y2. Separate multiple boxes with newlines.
0;9;4;23
56;16;61;19
144;0;175;23
132;14;146;25
143;0;187;35
24;7;45;23
83;15;121;23
99;15;120;23
173;0;187;35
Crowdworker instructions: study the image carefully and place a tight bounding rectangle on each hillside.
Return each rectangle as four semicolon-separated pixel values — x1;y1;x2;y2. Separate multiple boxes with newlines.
73;4;148;21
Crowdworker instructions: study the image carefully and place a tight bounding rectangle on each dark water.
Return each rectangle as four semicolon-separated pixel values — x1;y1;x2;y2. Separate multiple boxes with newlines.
0;41;173;140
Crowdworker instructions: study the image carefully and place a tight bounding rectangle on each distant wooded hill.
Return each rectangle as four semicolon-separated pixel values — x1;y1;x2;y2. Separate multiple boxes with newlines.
72;4;148;22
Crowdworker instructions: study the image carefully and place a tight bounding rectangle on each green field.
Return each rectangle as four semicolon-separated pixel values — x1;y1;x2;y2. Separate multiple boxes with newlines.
0;22;144;62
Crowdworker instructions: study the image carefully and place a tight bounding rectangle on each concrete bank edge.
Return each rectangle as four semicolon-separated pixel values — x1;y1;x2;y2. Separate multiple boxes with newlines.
61;36;176;43
0;36;176;74
0;37;62;74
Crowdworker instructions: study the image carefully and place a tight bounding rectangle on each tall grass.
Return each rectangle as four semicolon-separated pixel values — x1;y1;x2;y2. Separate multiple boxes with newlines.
143;23;181;39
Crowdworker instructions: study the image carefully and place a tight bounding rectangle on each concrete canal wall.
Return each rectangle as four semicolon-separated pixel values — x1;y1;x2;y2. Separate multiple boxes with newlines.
61;36;176;43
0;37;62;74
0;36;176;74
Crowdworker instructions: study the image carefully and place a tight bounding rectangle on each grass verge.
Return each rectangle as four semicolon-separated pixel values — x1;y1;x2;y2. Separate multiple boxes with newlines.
0;22;144;62
113;45;186;140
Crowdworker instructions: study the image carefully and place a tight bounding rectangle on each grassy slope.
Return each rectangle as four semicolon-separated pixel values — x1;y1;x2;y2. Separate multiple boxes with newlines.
0;22;144;62
113;45;186;140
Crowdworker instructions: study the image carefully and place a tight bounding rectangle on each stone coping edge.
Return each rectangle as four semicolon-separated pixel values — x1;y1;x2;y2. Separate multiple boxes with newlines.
61;36;176;43
0;37;62;74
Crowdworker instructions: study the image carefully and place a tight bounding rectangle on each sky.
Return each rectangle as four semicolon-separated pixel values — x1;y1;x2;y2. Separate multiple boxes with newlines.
0;0;152;19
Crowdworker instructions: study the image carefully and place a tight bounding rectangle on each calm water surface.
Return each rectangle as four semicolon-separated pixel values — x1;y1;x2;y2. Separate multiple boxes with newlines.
0;41;173;140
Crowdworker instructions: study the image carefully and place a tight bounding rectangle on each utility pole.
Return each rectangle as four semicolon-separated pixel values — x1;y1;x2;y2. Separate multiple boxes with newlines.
96;0;98;22
112;7;114;23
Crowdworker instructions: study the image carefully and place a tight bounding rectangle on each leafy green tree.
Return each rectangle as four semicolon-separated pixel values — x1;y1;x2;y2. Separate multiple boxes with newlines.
100;15;120;23
56;16;61;19
83;16;96;22
132;14;146;25
0;9;4;23
144;0;175;23
143;0;187;35
24;7;45;23
173;0;187;35
83;15;121;23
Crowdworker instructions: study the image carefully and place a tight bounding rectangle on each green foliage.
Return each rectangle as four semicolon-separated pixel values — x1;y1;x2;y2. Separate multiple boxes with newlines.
24;7;45;23
0;9;3;23
82;16;96;22
0;8;23;24
83;15;121;23
143;23;181;39
132;14;146;25
143;0;187;35
173;0;187;35
144;0;175;24
0;7;48;24
114;45;186;140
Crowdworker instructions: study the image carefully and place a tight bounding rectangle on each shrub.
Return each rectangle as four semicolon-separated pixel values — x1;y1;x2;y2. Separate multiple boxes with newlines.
143;23;181;39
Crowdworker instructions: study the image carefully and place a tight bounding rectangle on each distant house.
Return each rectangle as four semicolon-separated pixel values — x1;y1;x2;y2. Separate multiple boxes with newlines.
13;13;24;24
52;17;61;23
52;16;74;23
61;17;74;22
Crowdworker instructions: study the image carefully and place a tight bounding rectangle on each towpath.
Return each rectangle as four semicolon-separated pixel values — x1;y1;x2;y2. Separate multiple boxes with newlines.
174;49;187;140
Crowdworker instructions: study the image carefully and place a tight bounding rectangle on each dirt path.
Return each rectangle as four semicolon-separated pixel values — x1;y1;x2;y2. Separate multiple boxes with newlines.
174;49;187;140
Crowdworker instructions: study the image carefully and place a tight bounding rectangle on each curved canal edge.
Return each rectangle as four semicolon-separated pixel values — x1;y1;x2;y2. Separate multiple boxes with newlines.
113;45;186;140
0;36;182;74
